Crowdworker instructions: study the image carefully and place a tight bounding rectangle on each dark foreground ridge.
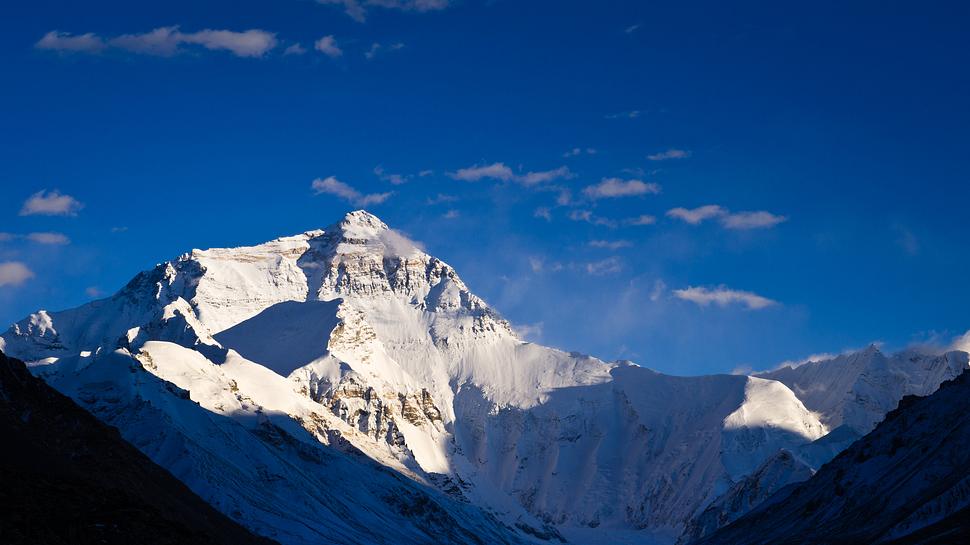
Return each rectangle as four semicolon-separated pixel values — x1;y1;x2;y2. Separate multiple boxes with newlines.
0;349;277;545
696;369;970;545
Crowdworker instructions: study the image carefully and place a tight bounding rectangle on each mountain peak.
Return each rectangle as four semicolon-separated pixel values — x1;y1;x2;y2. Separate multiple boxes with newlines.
332;210;389;234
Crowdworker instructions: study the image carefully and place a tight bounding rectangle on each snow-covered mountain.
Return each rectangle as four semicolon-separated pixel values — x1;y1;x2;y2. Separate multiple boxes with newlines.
694;368;970;545
1;211;965;544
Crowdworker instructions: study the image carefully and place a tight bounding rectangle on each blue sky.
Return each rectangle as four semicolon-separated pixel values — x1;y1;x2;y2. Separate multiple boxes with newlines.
2;0;969;375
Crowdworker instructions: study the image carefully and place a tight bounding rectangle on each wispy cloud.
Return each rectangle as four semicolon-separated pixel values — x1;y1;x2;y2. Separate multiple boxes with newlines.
311;176;391;206
534;207;552;221
568;209;617;228
317;0;452;23
37;27;278;58
426;193;457;205
85;286;105;298
315;35;343;58
513;321;544;342
20;190;83;216
364;41;404;60
589;240;632;250
666;204;786;229
26;232;70;245
562;147;597;158
893;224;920;256
625;24;642;34
0;261;35;287
583;177;660;199
647;148;691;161
585;257;623;275
605;110;641;119
625;214;657;226
518;166;575;186
284;43;307;55
443;209;460;219
673;285;777;310
373;166;410;185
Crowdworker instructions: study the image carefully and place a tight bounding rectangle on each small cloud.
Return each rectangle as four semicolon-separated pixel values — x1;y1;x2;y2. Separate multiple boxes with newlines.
418;169;434;177
721;210;787;230
666;204;786;229
448;162;515;182
317;0;451;23
589;240;632;250
374;166;409;185
673;285;777;310
35;31;106;53
583;177;660;199
0;261;35;287
26;232;70;245
606;110;641;119
426;193;457;205
625;214;657;226
364;41;405;60
284;43;307;55
647;148;691;161
649;279;667;302
85;286;105;298
555;189;572;206
585;256;622;275
20;189;83;216
111;226;128;233
518;166;574;186
568;209;617;228
625;24;641;34
562;147;597;158
315;35;343;58
311;176;391;206
513;321;544;342
666;204;725;225
534;207;552;221
528;256;544;273
443;209;460;219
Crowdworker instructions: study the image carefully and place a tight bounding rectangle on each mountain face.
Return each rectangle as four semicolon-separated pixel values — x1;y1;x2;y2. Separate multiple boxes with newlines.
2;211;965;544
0;350;275;545
694;369;970;545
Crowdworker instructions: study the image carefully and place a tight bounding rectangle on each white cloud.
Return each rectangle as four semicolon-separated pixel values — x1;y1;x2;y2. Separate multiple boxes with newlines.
583;177;660;199
426;193;457;205
374;166;409;185
666;204;725;225
39;27;277;58
585;257;622;275
315;35;343;58
36;31;106;53
721;210;787;230
443;209;460;219
625;214;657;226
311;176;391;206
528;256;545;273
951;331;970;353
649;279;667;302
317;0;452;23
568;209;617;228
666;204;787;229
673;285;777;310
647;148;691;161
283;43;307;55
562;147;596;158
518;166;574;186
26;232;70;245
513;321;544;342
448;162;515;182
20;190;83;216
0;261;35;287
625;24;642;34
589;240;632;250
555;189;572;206
534;207;552;221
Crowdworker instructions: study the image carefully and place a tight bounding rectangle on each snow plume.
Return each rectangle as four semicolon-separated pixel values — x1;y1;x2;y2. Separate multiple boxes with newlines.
953;331;970;354
311;176;391;206
379;229;424;257
674;285;777;310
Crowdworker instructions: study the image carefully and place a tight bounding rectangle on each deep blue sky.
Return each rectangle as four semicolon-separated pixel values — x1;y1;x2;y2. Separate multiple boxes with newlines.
2;0;969;375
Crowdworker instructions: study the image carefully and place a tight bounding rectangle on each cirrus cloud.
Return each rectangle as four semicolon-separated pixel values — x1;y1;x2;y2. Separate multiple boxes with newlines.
673;285;777;310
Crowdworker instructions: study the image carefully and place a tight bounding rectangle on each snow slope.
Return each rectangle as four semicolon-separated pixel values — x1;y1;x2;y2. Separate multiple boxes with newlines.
1;210;962;543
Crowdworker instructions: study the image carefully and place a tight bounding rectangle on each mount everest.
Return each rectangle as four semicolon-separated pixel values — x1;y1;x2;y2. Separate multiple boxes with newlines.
2;210;966;544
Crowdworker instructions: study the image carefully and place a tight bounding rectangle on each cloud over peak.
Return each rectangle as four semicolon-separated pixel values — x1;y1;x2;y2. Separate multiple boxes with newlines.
311;176;391;206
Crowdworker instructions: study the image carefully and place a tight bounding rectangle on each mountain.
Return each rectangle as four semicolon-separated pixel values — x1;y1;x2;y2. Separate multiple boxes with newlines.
694;368;970;545
1;210;965;544
0;349;276;545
